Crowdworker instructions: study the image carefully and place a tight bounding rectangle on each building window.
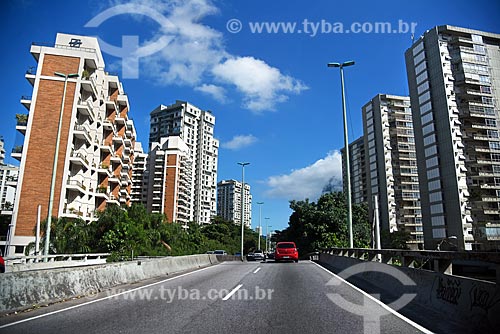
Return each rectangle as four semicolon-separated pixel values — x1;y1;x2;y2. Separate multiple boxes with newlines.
432;228;446;239
429;180;441;191
427;167;440;180
429;191;442;203
423;134;436;146
416;71;428;85
420;101;432;115
421;112;433;125
422;123;435;136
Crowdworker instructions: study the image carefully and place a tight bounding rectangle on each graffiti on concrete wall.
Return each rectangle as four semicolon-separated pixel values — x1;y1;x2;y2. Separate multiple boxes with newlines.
435;277;462;305
469;284;500;313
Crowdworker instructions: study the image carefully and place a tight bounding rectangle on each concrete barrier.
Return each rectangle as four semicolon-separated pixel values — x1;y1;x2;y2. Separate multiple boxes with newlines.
319;253;500;334
0;254;221;313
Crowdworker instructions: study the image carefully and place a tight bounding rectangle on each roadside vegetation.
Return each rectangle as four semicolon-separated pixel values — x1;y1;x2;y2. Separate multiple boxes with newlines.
275;191;411;254
24;191;409;261
27;204;264;261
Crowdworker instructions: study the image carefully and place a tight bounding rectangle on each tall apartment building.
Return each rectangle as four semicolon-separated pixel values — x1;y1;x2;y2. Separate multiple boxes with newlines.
217;179;252;227
0;136;5;164
130;142;148;207
150;101;219;224
8;33;137;255
146;137;193;225
0;165;18;212
342;136;368;204
406;25;500;251
0;164;18;253
361;94;423;249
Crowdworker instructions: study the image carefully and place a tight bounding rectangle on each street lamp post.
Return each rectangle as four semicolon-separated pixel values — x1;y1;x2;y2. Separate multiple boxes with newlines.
238;162;250;260
437;235;458;251
44;71;78;261
327;60;355;248
265;217;271;253
256;202;264;250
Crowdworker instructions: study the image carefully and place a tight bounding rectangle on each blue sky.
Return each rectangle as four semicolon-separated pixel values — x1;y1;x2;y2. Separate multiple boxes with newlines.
1;0;499;233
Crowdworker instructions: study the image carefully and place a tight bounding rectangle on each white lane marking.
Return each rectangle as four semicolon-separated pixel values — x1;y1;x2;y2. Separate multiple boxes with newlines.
222;284;243;301
311;261;434;334
0;265;217;329
253;267;261;274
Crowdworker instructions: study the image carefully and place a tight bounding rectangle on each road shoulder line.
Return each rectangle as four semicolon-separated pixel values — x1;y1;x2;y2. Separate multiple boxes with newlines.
311;261;434;334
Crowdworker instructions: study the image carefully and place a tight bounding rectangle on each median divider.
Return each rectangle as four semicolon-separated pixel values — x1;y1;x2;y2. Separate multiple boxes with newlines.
0;254;238;313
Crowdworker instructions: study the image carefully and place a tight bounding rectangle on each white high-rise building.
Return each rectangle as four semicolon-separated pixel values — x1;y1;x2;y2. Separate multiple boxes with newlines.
342;136;368;205
362;94;423;249
217;179;252;227
130;142;148;207
149;101;219;224
0;136;5;165
405;25;500;250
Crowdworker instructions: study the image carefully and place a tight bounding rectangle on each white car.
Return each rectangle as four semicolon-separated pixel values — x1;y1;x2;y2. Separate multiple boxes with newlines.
253;250;265;261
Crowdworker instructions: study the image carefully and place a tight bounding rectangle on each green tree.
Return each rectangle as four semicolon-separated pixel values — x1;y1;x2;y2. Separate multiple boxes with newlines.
277;192;370;254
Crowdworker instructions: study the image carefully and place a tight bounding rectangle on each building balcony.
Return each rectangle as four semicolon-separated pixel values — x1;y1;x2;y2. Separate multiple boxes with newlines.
66;177;86;194
112;135;124;146
481;196;500;202
124;137;132;147
481;183;500;189
81;75;98;98
98;164;112;177
100;140;113;153
114;115;126;124
108;174;120;183
473;134;499;141
69;150;90;168
20;95;31;110
77;99;96;122
73;124;92;144
16;114;28;135
11;145;23;161
25;66;36;86
117;94;129;108
107;194;120;205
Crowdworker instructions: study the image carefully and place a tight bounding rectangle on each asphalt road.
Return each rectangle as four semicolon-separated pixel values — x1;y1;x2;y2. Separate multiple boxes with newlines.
0;260;432;334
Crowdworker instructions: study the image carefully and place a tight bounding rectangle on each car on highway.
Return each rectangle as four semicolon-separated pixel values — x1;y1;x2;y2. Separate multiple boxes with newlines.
206;251;214;254
246;252;254;261
0;251;5;273
274;242;299;262
213;250;227;255
253;250;265;261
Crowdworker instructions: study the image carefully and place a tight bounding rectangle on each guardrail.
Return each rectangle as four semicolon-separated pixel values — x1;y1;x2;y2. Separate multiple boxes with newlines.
4;253;110;272
321;247;500;283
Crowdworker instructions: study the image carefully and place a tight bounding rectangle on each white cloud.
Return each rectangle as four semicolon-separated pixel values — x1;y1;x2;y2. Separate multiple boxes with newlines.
221;135;258;150
265;151;343;200
104;0;306;111
212;56;307;112
194;84;227;102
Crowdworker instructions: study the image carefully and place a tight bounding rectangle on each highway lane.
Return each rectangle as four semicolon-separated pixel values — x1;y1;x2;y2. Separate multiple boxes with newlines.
0;260;431;334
